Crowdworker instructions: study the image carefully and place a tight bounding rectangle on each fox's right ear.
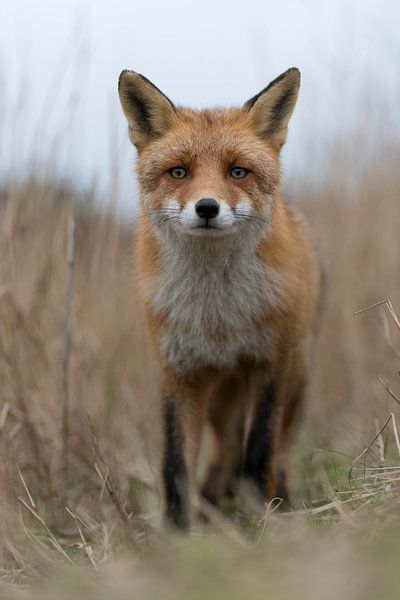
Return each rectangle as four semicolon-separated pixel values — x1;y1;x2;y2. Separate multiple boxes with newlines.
118;71;177;148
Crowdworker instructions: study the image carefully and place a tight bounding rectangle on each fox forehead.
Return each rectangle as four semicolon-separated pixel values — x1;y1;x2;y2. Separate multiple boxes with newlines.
137;106;279;179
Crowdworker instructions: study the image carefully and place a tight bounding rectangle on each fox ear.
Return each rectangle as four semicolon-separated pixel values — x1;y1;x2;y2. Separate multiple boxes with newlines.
244;68;300;149
118;70;177;148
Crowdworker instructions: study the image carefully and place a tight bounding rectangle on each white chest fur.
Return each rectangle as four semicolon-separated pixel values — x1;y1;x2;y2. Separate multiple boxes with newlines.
141;234;282;374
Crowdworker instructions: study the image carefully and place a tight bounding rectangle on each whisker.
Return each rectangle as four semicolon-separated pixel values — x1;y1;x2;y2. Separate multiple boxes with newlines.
234;210;270;224
146;209;181;214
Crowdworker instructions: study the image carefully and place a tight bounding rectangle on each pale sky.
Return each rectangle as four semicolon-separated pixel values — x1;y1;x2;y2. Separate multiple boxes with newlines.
1;0;399;209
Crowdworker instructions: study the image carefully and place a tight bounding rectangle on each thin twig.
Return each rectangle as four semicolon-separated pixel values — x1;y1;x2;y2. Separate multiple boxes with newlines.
381;310;400;359
348;414;393;483
65;507;97;568
353;298;400;331
353;299;390;317
0;402;10;430
378;376;400;407
291;492;377;517
391;413;400;457
16;464;36;508
386;299;400;332
18;498;75;565
257;497;283;541
375;418;386;466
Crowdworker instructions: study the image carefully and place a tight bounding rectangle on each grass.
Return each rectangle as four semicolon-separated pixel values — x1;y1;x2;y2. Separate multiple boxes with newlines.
0;141;400;597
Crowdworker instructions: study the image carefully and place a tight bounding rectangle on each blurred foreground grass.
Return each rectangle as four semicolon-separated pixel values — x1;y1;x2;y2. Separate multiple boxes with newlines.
0;142;400;597
4;491;400;599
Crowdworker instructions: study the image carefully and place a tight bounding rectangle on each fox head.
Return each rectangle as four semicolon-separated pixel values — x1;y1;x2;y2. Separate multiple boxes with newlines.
118;68;300;240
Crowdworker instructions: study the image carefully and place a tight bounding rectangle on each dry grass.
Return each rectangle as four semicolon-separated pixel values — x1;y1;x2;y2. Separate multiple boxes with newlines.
0;142;400;597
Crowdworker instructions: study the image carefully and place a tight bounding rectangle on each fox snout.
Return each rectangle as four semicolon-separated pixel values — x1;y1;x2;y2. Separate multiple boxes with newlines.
168;197;244;236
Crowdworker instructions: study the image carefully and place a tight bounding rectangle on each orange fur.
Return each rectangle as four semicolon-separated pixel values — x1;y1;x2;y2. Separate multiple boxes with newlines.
118;68;321;528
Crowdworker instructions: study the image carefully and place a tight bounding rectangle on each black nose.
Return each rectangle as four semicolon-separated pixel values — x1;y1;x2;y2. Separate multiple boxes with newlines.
195;198;220;220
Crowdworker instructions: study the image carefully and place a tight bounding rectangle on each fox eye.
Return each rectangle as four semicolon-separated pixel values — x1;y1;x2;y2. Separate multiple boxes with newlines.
169;166;188;179
229;166;250;179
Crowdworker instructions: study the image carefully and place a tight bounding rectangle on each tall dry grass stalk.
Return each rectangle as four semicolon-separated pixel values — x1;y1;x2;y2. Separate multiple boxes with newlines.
61;213;76;487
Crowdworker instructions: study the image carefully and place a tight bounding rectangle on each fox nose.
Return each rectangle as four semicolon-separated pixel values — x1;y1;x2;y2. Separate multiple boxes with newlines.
195;198;220;220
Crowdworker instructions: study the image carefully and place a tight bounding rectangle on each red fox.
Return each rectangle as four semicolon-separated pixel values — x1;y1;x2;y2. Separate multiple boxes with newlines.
118;68;321;528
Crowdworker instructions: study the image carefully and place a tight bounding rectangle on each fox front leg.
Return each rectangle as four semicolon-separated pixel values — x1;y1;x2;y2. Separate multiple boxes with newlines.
161;383;206;529
161;398;190;528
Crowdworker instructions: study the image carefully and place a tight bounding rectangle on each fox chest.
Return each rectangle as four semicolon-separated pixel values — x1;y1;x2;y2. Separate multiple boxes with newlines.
143;256;281;374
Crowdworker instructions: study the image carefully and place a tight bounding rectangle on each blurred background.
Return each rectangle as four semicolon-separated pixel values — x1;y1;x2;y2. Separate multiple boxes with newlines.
1;0;400;588
1;0;399;206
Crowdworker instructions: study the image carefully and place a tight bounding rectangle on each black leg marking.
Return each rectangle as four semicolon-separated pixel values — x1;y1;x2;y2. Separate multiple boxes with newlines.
243;381;277;497
162;399;189;529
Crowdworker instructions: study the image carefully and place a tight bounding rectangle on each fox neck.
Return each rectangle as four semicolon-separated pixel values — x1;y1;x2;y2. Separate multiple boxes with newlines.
162;228;260;264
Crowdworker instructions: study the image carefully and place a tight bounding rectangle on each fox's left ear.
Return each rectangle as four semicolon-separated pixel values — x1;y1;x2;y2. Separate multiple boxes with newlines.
244;68;300;149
